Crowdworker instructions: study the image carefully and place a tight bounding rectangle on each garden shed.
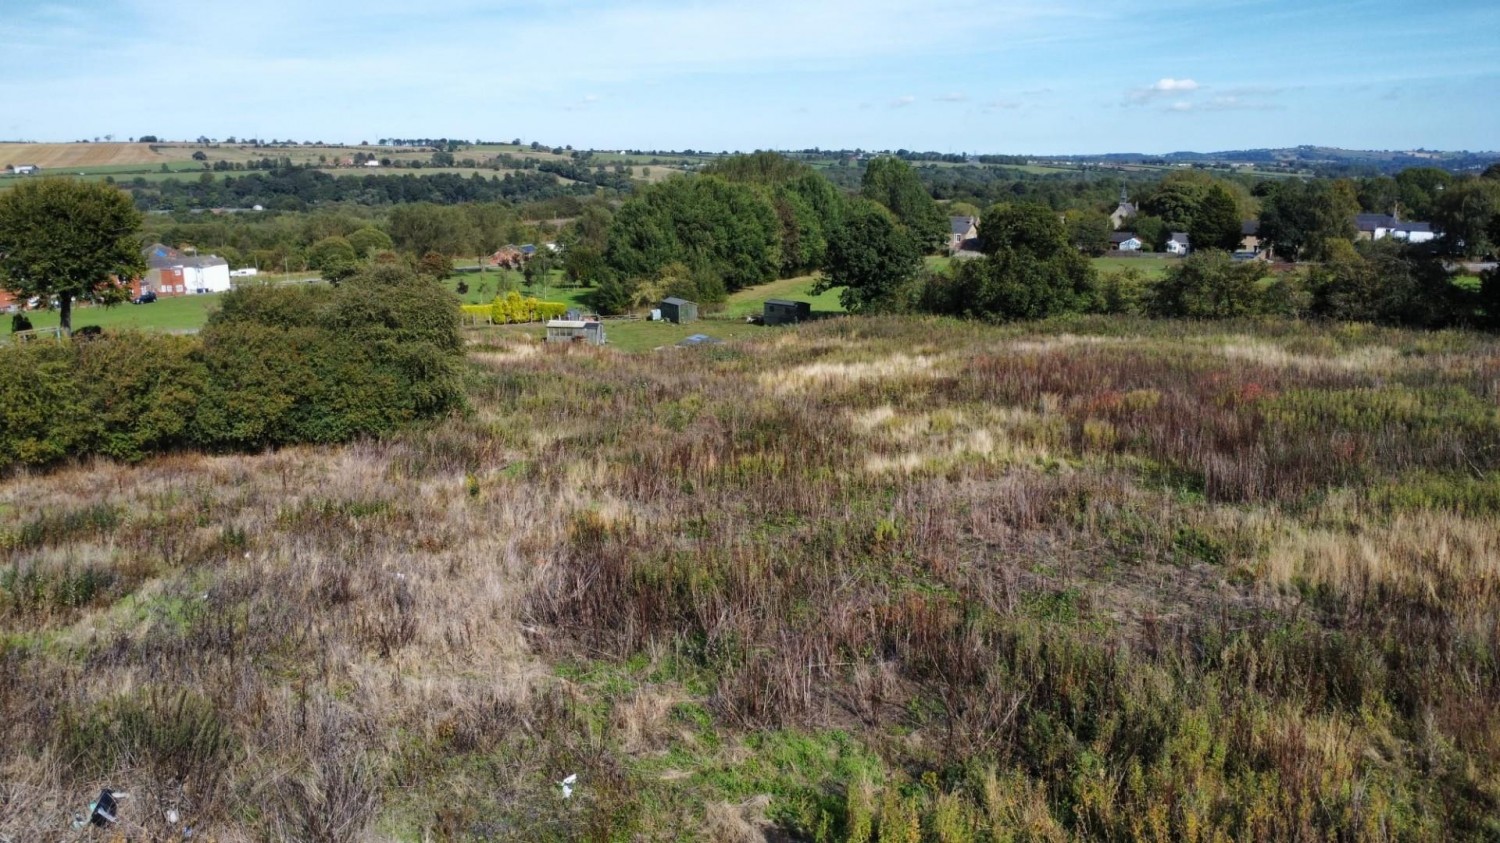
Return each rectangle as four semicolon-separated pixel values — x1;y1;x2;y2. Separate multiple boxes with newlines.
659;297;698;324
763;299;812;326
545;319;606;346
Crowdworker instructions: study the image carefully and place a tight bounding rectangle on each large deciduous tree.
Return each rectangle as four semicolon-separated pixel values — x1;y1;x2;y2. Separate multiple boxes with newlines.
861;157;948;253
1257;179;1358;261
0;178;146;334
306;236;360;284
816;200;922;313
936;202;1097;321
1188;184;1245;252
602;175;781;301
1431;178;1500;258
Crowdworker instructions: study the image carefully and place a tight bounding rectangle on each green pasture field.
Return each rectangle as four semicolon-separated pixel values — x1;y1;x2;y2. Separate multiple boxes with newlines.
3;293;223;337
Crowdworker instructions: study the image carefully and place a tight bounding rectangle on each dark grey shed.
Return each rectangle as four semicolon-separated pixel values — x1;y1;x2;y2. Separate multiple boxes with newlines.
660;297;698;324
762;298;811;326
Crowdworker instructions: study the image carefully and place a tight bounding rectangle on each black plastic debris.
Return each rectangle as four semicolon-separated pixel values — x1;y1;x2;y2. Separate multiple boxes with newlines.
72;788;122;830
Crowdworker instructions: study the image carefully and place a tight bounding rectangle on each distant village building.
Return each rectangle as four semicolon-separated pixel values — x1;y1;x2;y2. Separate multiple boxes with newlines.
1166;232;1191;256
1355;213;1436;244
1109;232;1143;252
763;298;812;326
142;243;232;295
488;246;524;268
5;164;40;176
1109;187;1137;230
948;216;980;253
1238;220;1262;254
545;318;606;345
659;297;698;324
1235;220;1270;260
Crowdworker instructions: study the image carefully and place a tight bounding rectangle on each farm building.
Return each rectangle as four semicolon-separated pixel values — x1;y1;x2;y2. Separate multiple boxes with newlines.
545;319;606;346
659;297;697;324
5;164;39;176
1109;232;1143;252
1166;232;1191;256
763;299;811;326
142;243;231;295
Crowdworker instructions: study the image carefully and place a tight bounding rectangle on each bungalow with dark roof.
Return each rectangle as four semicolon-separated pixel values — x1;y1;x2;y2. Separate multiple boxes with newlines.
1354;213;1436;244
1166;232;1191;256
1109;232;1143;252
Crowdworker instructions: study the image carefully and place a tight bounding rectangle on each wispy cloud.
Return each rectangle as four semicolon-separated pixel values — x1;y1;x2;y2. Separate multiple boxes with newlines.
891;95;917;108
1127;77;1201;105
1167;95;1282;113
935;92;969;103
564;94;604;112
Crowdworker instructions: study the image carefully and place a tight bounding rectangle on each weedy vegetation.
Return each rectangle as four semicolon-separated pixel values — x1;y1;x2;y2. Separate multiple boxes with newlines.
2;315;1499;840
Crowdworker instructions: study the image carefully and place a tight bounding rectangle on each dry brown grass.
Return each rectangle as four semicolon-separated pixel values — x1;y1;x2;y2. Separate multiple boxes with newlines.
5;316;1500;839
0;142;166;169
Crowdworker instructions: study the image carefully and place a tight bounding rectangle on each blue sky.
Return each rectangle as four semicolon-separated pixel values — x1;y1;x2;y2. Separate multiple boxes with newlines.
5;0;1497;153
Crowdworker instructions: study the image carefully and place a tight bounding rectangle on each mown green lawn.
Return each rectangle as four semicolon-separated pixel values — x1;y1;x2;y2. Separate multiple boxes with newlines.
720;275;843;318
1093;255;1178;277
464;274;847;352
4;294;224;337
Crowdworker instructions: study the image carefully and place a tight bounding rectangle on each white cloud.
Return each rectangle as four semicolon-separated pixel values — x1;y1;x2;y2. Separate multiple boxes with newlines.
1127;77;1202;105
1152;78;1200;93
935;92;968;103
891;95;917;108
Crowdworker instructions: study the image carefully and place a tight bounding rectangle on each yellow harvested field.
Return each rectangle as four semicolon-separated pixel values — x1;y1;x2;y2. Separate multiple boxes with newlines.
0;142;167;169
0;142;436;171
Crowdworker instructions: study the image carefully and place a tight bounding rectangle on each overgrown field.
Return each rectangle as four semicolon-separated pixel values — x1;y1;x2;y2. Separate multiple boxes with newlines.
3;316;1499;840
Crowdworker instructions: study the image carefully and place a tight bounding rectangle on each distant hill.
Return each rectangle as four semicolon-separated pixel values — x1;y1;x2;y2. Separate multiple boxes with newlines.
1036;146;1499;174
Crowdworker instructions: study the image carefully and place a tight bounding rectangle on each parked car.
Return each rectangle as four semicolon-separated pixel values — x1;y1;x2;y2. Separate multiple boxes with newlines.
132;291;157;304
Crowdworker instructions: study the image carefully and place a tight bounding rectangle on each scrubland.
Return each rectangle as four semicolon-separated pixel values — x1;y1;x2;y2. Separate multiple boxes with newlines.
3;315;1499;840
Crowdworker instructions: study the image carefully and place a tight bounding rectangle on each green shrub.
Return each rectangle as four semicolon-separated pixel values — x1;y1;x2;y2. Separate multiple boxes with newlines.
74;333;205;461
0;265;465;470
0;340;92;466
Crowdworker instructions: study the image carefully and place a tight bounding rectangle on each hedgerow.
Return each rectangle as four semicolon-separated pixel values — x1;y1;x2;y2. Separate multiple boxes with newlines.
461;291;569;324
0;266;465;470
